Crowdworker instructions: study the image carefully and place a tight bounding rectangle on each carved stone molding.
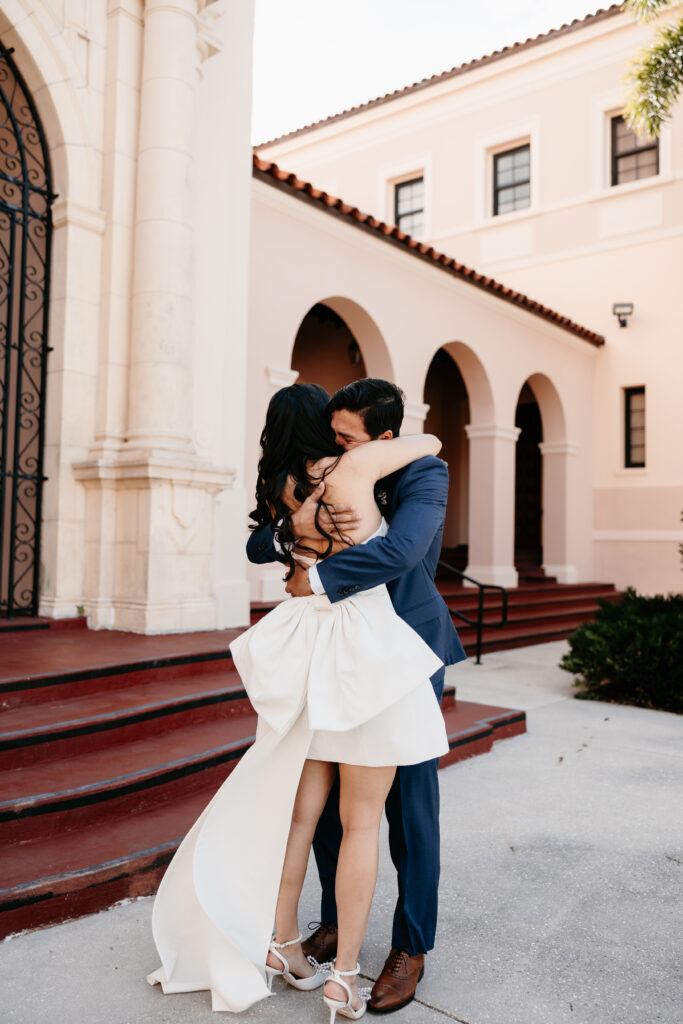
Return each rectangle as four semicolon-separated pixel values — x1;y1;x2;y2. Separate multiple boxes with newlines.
404;400;430;423
73;450;235;490
465;423;521;442
265;365;299;390
197;0;225;64
538;441;579;457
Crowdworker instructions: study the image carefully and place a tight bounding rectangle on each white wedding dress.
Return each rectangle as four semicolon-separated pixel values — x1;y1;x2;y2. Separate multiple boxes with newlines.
147;520;448;1012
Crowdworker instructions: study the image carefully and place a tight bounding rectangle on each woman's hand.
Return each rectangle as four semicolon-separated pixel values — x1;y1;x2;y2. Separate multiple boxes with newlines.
285;563;314;597
290;481;361;540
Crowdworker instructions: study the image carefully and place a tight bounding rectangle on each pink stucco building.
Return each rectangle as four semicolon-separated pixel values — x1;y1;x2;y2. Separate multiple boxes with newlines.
255;3;683;599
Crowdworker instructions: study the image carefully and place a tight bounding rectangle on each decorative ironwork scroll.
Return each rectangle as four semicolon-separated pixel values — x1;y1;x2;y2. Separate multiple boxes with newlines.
0;43;54;616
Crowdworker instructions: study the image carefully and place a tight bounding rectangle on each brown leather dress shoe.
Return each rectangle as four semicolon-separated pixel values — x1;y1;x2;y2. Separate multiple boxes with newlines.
301;923;338;964
368;948;425;1014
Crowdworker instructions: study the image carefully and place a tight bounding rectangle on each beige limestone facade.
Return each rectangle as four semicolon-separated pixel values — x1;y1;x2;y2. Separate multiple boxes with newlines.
0;0;253;631
257;4;683;596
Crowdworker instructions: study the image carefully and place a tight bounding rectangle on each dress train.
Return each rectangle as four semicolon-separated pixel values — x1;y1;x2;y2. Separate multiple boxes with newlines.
148;521;447;1012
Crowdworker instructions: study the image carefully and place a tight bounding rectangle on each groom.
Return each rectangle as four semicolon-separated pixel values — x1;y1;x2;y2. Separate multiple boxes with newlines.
246;378;465;1013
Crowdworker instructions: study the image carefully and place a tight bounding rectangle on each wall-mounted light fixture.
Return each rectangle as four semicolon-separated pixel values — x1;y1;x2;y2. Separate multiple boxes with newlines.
612;302;634;328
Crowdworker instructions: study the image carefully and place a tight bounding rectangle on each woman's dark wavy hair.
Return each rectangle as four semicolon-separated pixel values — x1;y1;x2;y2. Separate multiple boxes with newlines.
249;383;345;579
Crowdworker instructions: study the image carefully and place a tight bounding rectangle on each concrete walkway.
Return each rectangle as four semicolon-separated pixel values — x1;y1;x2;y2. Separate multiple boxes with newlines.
3;642;682;1024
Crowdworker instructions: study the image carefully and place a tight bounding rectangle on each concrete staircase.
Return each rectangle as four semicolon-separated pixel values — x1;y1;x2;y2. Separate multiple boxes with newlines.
0;622;524;939
436;578;620;654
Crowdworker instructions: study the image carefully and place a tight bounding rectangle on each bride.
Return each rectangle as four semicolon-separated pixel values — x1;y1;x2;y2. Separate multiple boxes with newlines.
147;383;448;1019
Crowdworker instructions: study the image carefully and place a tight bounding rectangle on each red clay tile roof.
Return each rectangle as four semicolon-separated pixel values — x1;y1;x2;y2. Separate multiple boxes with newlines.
253;155;605;347
256;6;623;150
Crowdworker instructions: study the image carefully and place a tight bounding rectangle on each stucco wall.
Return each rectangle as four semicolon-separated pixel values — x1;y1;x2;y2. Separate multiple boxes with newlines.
257;6;683;594
247;177;599;601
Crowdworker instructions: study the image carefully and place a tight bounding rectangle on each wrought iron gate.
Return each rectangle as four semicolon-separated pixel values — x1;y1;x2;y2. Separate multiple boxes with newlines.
0;44;53;616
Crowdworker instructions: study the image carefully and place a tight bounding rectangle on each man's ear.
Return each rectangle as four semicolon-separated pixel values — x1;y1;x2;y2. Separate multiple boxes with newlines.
378;430;393;441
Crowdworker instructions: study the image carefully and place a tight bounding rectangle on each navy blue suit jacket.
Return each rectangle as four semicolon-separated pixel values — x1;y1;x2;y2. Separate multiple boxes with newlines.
246;456;466;673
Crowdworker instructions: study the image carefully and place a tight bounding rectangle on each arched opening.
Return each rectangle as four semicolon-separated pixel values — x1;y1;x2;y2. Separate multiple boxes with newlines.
291;302;367;394
424;348;470;568
514;382;543;574
0;42;54;616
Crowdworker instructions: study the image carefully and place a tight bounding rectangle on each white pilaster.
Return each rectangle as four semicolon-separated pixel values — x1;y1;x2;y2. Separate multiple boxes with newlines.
73;0;236;633
464;423;520;587
403;400;430;433
539;441;579;583
127;0;198;450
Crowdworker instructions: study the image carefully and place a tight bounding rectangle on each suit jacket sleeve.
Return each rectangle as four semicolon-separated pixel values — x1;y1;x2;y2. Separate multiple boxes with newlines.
246;522;286;564
317;458;448;604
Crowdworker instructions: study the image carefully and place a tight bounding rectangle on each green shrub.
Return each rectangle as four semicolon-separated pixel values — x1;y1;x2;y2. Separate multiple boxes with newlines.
560;588;683;714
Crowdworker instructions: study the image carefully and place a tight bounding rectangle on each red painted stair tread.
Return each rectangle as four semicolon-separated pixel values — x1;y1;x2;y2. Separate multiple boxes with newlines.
0;783;218;892
0;700;523;896
0;672;246;737
0;627;242;685
0;713;258;806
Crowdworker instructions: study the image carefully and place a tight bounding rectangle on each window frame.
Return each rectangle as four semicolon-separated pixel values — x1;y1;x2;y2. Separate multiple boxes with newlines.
492;143;531;217
610;115;659;187
393;176;425;236
624;386;646;469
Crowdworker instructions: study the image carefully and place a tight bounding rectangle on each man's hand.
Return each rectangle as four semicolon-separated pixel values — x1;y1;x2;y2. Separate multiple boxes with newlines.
285;563;314;597
290;481;360;542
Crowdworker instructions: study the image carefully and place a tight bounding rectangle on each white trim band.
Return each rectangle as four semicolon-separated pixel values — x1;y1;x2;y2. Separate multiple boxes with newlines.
593;530;683;543
404;400;430;422
266;366;299;389
539;442;578;457
465;423;521;442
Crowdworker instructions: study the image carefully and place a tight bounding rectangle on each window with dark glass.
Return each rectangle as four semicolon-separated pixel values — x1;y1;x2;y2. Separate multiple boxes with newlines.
611;115;658;186
394;177;424;236
625;386;646;468
493;144;530;215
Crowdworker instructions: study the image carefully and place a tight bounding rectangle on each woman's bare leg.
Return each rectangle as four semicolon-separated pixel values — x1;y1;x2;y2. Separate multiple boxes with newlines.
267;758;337;978
325;763;396;1006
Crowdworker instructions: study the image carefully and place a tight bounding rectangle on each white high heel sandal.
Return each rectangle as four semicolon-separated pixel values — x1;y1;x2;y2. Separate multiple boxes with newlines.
323;962;370;1022
265;934;328;992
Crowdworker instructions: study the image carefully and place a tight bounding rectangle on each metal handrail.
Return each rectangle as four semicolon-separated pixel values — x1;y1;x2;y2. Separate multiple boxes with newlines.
437;560;509;665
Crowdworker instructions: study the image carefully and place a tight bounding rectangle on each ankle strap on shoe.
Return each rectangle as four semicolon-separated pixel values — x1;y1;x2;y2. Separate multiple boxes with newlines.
270;934;303;949
332;962;360;977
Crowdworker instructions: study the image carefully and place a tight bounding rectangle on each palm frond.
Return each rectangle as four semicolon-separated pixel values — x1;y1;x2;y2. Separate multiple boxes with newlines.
624;0;676;23
623;16;683;135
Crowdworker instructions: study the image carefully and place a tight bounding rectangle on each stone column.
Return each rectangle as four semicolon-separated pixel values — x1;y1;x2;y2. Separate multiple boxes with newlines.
464;423;520;588
74;0;233;633
127;0;197;450
402;399;430;435
539;441;579;583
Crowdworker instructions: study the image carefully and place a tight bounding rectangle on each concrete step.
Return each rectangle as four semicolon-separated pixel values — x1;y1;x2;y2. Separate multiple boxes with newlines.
0;630;239;708
441;589;619;616
450;599;619;629
0;714;258;844
0;671;250;769
0;616;88;634
436;581;617;604
455;610;603;652
0;691;521;940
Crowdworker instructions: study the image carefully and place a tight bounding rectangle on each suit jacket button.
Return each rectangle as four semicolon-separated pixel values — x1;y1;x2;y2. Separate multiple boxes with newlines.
257;543;266;552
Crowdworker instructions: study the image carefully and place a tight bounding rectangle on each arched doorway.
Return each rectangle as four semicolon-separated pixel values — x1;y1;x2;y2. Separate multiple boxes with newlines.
424;348;470;568
0;43;54;616
514;382;543;572
292;302;367;394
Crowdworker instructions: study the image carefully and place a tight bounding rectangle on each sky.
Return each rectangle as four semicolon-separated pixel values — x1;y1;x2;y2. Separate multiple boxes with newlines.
251;1;615;144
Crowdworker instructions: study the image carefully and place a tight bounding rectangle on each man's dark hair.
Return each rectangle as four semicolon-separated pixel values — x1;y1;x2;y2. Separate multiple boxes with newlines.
327;378;405;438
